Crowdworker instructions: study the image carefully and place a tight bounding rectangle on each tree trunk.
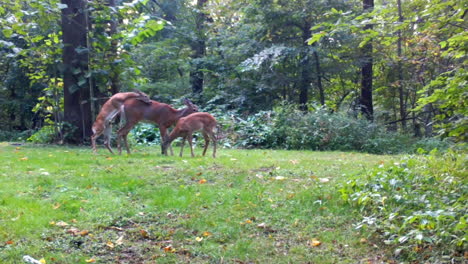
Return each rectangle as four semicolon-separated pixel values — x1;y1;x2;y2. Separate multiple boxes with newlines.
359;0;374;120
397;0;406;130
61;0;92;144
189;0;209;95
108;0;121;95
299;21;314;110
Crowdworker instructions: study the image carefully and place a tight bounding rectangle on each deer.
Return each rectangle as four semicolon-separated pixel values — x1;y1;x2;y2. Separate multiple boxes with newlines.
117;98;199;155
91;90;151;154
162;112;217;158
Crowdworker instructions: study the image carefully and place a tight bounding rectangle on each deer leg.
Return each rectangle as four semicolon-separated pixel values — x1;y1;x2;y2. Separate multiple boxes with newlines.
179;136;186;157
209;131;217;158
117;120;137;155
91;129;103;154
202;132;210;156
187;134;195;157
103;123;114;154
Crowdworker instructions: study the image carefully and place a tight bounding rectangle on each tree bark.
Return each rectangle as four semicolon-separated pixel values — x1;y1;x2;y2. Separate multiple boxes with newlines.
61;0;92;143
190;0;209;95
397;0;406;129
359;0;374;120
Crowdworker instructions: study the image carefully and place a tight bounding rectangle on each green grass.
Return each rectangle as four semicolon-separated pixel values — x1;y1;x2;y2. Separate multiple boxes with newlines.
0;142;398;263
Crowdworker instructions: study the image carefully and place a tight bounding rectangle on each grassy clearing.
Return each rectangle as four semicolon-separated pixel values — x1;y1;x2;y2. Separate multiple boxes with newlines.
0;143;398;263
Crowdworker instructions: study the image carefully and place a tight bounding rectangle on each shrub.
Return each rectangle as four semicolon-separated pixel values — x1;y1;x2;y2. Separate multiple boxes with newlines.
339;150;467;262
0;130;33;142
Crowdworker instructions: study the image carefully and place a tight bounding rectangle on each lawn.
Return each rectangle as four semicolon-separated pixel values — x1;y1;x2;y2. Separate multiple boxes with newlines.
0;142;398;263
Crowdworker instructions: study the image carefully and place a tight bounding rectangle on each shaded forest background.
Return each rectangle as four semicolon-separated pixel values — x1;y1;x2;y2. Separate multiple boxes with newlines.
0;0;466;149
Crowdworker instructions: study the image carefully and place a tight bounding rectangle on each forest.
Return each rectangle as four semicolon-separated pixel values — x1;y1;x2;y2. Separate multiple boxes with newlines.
0;1;467;263
0;0;466;149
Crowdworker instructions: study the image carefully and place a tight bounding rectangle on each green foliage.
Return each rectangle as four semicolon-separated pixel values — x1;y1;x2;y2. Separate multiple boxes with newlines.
27;126;55;144
340;150;467;262
214;104;450;154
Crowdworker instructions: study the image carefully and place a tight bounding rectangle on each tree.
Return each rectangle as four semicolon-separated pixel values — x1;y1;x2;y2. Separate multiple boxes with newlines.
359;0;374;120
61;0;92;143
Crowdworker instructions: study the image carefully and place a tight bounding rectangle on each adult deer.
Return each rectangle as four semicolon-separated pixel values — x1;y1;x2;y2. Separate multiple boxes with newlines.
162;112;217;158
91;91;151;154
117;98;199;155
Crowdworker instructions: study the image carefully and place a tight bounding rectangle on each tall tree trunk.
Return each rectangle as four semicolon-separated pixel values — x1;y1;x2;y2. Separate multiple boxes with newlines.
108;0;121;95
61;0;92;143
313;48;324;105
359;0;374;120
397;0;406;130
190;0;209;95
299;21;313;110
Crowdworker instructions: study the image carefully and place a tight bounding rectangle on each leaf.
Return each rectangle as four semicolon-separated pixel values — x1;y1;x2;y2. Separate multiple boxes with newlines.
310;239;321;247
195;237;203;242
106;241;115;249
116;235;124;245
55;221;69;227
202;231;212;237
39;258;46;264
140;229;149;238
85;258;96;263
199;179;207;184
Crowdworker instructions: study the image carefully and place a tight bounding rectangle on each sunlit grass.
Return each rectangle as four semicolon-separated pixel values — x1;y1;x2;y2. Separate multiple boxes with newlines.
0;143;397;263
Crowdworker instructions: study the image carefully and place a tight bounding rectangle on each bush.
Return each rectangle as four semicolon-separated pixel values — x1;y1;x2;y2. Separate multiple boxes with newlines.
339;150;467;262
0;130;33;142
213;104;450;154
27;126;55;143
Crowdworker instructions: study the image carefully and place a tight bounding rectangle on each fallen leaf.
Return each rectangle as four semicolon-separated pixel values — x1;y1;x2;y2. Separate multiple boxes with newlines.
106;157;113;160
310;239;321;247
20;157;28;161
53;203;61;210
116;235;124;245
202;231;212;237
56;221;69;227
106;241;115;249
140;229;149;238
274;176;286;181
39;258;46;264
85;258;96;263
163;245;176;253
360;238;368;243
198;179;207;184
319;178;330;183
196;172;202;176
195;237;203;242
245;219;252;224
5;240;14;245
289;160;299;165
67;228;81;236
80;230;89;236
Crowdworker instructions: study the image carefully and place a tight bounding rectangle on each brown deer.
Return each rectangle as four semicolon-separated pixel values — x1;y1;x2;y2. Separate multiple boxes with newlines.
91;91;151;154
117;98;199;155
162;112;217;158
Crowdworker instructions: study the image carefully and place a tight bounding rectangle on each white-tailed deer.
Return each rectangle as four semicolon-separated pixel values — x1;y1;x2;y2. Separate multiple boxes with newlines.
91;91;151;154
117;98;199;155
162;112;217;158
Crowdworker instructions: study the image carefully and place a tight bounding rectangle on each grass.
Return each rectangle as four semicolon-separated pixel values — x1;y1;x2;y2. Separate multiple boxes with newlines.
0;142;399;263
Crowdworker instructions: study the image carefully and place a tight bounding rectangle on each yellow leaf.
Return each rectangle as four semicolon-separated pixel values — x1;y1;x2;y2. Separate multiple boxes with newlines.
245;219;252;224
199;179;207;184
202;231;212;237
80;230;89;236
289;160;299;165
39;258;46;264
360;238;368;243
310;239;321;247
85;258;96;263
20;157;28;161
195;237;203;242
106;241;114;249
49;221;56;226
53;203;61;210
